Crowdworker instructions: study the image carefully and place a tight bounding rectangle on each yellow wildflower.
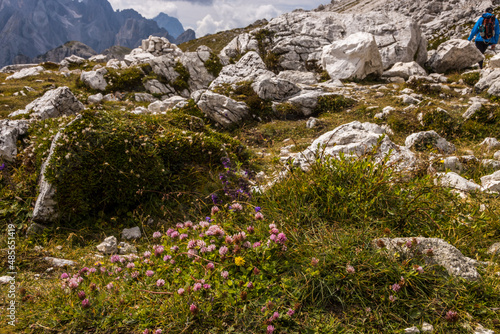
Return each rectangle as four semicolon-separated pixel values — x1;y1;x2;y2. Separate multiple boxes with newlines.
235;257;245;266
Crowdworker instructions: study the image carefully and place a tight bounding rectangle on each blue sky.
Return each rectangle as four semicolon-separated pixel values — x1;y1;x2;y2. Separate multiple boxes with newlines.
107;0;328;37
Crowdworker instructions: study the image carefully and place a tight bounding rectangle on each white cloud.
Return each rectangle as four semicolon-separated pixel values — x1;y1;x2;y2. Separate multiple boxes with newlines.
108;0;326;35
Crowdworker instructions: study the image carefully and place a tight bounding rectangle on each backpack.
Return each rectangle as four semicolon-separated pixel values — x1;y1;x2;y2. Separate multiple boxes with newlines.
480;15;496;39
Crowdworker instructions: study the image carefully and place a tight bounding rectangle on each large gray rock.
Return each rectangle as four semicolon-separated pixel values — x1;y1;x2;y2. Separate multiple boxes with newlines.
181;45;217;92
80;68;108;91
197;91;250;128
96;236;118;254
481;170;500;192
32;115;82;223
495;151;500;160
475;68;500;94
479;137;500;151
148;96;187;113
462;102;482;120
44;257;76;267
6;66;44;80
122;226;141;240
488;242;500;255
383;61;427;80
481;159;500;171
219;33;259;65
286;91;328;116
428;39;484;73
265;11;426;71
488;53;500;68
321;32;383;80
210;51;274;88
144;79;174;95
297;121;417;170
24;87;84;121
251;75;301;101
0;120;29;161
374;237;481;281
434;172;482;192
277;70;318;85
405;131;456;154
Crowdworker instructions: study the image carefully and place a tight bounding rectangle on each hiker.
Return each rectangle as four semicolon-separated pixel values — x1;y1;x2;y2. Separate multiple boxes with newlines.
468;7;500;69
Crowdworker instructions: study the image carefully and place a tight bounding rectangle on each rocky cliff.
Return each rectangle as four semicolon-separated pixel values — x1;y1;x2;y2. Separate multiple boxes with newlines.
0;0;170;67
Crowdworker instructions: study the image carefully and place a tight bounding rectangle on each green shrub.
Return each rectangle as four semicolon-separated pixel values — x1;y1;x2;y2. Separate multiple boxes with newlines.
42;109;249;220
205;53;223;77
105;67;145;93
172;62;190;92
462;72;480;86
421;108;457;137
314;94;355;114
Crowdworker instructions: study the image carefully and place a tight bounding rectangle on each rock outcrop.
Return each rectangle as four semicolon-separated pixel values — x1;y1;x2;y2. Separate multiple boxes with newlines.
220;11;427;71
374;237;481;281
321;32;383;80
296;121;417;170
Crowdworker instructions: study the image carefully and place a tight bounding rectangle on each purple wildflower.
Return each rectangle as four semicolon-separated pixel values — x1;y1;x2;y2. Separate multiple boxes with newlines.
110;255;120;263
219;246;228;256
61;273;69;279
391;283;401;292
78;291;86;300
81;298;90;308
178;288;185;295
152;231;162;238
247;282;254;289
106;282;114;290
156;279;165;287
221;271;229;279
346;265;355;274
277;233;287;244
267;325;275;334
207;262;215;270
203;284;211;289
445;310;458;322
255;212;264;220
287;309;295;316
255;206;261;212
193;283;202;291
190;303;198;314
146;270;154;277
389;295;396;302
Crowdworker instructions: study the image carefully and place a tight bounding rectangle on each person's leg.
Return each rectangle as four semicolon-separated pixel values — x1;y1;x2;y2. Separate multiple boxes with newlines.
475;41;489;68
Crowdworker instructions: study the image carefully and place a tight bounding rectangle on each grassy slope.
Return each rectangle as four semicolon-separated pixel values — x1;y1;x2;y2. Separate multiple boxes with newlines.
0;29;500;334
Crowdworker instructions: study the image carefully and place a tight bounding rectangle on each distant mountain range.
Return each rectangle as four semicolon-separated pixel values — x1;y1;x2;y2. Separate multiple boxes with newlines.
0;0;195;67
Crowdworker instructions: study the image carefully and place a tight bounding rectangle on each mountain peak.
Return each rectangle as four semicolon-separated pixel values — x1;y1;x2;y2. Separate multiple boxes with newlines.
153;12;186;39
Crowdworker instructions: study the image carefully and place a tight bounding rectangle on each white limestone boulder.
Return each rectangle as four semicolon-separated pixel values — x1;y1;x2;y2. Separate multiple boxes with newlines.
488;53;500;68
148;96;187;113
181;45;217;92
87;93;103;104
251;75;301;102
80;68;108;91
96;236;118;254
383;61;427;80
23;87;84;121
462;102;482;120
297;121;417;170
144;79;174;95
6;66;44;80
219;33;259;65
209;51;274;88
32;115;82;223
0;120;30;161
197;91;250;128
481;170;500;192
321;32;383;80
434;172;482;192
122;227;141;240
427;39;484;73
277;71;318;85
405;131;456;154
374;237;481;281
479;137;500;151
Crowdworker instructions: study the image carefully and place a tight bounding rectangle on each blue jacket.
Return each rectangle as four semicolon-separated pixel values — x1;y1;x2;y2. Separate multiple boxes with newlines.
468;13;500;44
